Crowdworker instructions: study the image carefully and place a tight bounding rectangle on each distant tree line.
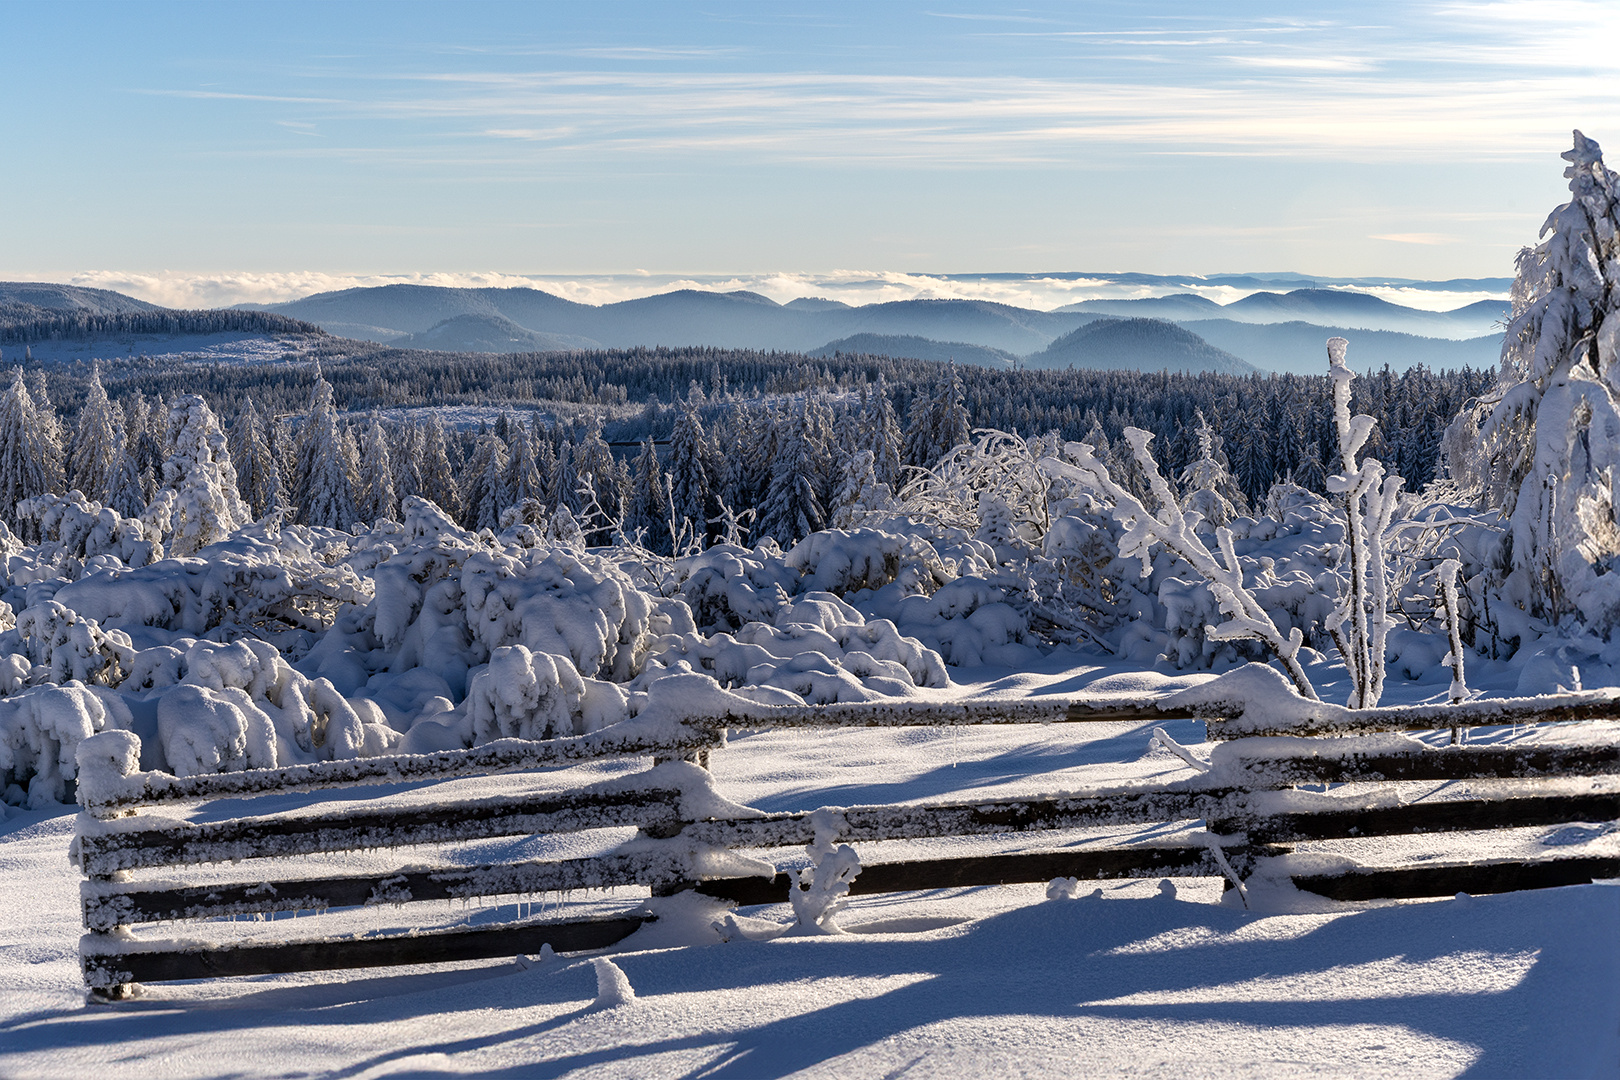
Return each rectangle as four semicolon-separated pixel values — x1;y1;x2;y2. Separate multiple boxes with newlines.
0;308;324;345
0;342;1491;549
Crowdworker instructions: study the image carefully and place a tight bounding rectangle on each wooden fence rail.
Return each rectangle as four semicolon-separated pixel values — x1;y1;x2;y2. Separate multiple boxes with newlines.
71;675;1620;997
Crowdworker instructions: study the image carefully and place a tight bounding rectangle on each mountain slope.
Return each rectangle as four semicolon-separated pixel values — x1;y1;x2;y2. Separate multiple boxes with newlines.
0;282;162;315
401;313;600;353
1024;318;1255;374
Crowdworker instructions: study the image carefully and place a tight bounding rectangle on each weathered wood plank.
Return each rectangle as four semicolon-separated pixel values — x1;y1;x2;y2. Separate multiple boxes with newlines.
80;914;648;991
1206;691;1620;740
79;724;723;816
1291;855;1620;901
692;845;1222;906
1212;791;1620;845
681;786;1238;851
1219;742;1620;789
82;851;683;930
76;788;683;876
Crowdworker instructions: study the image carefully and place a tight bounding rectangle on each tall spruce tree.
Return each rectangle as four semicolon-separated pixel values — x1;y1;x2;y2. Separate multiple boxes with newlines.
357;413;398;523
71;366;121;503
295;375;360;529
760;404;824;544
160;395;252;555
418;418;460;517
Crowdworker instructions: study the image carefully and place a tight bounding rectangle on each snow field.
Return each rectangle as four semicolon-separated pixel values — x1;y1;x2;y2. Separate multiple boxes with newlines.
0;646;1616;1076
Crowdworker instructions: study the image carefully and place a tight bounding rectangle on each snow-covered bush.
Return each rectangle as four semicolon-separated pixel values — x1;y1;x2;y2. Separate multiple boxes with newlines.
645;592;946;704
15;491;161;569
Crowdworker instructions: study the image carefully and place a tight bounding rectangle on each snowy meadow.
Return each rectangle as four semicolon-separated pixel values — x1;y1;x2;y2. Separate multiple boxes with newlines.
0;134;1618;1077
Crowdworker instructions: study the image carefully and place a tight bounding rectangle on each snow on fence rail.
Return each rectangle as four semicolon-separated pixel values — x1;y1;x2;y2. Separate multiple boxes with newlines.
71;668;1620;998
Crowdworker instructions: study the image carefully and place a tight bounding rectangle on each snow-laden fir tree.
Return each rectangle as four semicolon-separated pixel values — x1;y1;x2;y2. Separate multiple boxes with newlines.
531;418;558;507
357;413;397;524
105;427;145;520
626;437;670;551
294;375;360;529
554;437;581;513
27;371;66;498
665;400;715;540
1231;406;1273;507
122;393;157;503
1178;409;1247;528
1462;130;1620;632
391;420;423;508
760;403;825;544
573;426;627;544
159;395;251;556
904;368;972;470
460;432;509;532
804;393;839;513
829;448;892;528
231;400;285;520
418;417;460;517
503;413;545;510
865;378;907;491
0;369;58;530
70;367;121;504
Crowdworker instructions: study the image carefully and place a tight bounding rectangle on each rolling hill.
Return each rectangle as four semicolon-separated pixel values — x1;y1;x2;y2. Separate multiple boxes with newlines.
1023;318;1255;374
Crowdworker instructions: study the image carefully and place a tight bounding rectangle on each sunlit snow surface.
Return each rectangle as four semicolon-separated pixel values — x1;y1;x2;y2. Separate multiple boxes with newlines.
1;657;1617;1078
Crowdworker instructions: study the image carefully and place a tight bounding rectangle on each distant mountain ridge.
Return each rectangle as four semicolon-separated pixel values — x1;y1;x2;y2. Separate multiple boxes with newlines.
0;276;1509;377
1058;288;1506;339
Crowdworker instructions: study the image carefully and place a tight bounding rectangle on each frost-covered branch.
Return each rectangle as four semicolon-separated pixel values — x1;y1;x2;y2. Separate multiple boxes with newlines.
1325;338;1404;709
1039;431;1320;700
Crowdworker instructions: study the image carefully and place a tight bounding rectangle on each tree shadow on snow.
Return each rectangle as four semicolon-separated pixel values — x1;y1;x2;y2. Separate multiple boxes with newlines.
8;886;1613;1077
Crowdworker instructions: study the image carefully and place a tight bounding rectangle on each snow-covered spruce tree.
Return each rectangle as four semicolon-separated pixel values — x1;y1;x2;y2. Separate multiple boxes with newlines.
1178;409;1247;529
904;368;972;471
531;418;558;507
1464;130;1620;633
159;395;252;556
391;420;424;508
627;437;670;551
231;399;285;520
27;371;67;498
573;426;628;545
105;428;145;520
418;417;460;517
71;366;121;504
504;413;545;510
1326;337;1403;709
460;431;509;532
865;377;907;491
760;403;825;545
294;375;360;529
830;448;893;529
0;369;59;531
357;413;397;524
666;399;715;541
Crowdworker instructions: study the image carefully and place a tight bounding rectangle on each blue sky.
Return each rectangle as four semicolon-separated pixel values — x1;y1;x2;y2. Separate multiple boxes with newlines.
2;1;1617;306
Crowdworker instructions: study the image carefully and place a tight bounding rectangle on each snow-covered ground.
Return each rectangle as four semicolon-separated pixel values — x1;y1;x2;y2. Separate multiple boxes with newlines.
2;656;1616;1079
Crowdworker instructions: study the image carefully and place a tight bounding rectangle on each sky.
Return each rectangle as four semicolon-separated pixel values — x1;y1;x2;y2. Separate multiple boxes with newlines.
2;1;1618;308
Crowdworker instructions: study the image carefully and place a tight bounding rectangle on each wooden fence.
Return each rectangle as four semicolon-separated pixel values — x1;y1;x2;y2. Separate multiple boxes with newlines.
73;685;1620;998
